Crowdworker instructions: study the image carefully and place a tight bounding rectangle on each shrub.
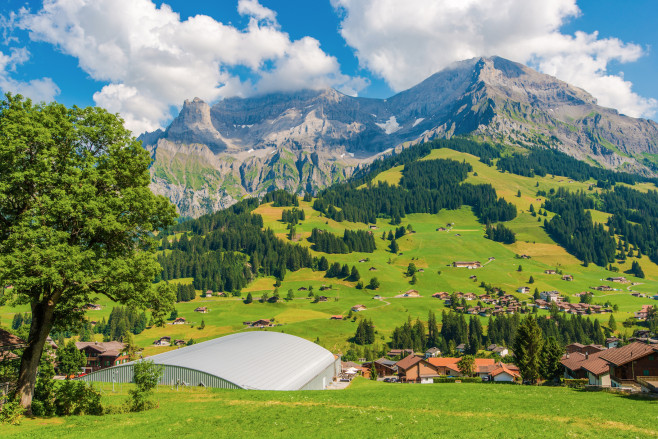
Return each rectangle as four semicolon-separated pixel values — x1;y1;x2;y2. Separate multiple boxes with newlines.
0;396;25;425
433;377;482;384
129;360;164;412
564;379;588;389
54;381;103;416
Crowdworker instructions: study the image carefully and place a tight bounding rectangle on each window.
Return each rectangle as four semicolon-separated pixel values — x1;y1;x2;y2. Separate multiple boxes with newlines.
644;370;650;376
649;355;654;361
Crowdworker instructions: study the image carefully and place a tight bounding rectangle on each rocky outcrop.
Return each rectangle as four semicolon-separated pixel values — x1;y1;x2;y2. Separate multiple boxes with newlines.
142;56;658;217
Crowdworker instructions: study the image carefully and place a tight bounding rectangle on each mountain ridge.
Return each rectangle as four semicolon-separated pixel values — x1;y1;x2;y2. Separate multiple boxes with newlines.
141;56;658;218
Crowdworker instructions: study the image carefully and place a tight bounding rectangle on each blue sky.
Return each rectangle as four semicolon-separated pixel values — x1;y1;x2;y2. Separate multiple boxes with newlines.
0;0;656;133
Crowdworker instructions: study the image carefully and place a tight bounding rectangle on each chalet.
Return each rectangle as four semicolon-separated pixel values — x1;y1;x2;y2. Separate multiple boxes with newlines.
487;344;510;357
565;343;605;355
452;261;482;269
605;337;620;349
463;293;477;300
417;269;424;273
369;225;378;230
172;317;186;325
396;354;439;383
562;275;573;281
386;349;414;358
424;347;441;358
205;290;213;298
635;305;654;320
76;341;128;373
251;319;272;328
316;296;328;302
373;295;382;300
520;254;531;259
351;304;367;312
477;362;521;382
540;291;561;303
544;270;557;275
369;267;377;271
330;315;343;320
83;303;102;311
469;275;477;280
396;289;420;298
297;287;308;291
599;342;658;388
517;287;530;294
593;285;614;291
427;358;497;377
194;306;208;313
436;227;447;232
0;328;26;363
174;339;186;347
606;277;628;283
153;336;171;346
358;259;368;263
371;358;398;377
455;343;466;354
432;292;450;300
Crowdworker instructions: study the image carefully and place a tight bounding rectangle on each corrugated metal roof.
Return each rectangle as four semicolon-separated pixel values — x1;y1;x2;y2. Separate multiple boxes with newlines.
128;331;336;391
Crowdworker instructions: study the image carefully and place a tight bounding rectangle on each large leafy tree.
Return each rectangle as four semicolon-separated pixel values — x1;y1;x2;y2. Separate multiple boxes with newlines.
0;95;177;411
457;355;476;377
513;315;544;384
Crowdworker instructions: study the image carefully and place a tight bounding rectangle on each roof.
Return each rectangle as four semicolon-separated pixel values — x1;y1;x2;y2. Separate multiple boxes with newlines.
599;342;658;367
374;358;397;367
490;364;521;378
125;332;337;391
579;352;610;376
76;341;125;357
0;328;26;349
396;354;424;370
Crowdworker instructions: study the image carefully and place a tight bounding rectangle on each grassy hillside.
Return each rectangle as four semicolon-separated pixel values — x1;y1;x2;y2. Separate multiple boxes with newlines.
3;380;656;438
2;147;657;355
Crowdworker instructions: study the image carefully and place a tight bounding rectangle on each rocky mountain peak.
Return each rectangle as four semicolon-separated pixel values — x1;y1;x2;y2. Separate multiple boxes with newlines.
165;97;226;152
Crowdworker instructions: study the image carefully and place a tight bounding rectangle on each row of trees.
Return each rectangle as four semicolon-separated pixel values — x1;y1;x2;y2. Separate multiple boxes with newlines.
484;223;516;244
313;158;516;225
309;228;376;253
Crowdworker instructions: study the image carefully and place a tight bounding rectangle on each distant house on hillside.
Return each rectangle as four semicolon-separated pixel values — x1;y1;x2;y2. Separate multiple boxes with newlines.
153;336;171;347
424;347;441;358
562;275;573;281
205;290;213;297
351;304;367;312
606;277;627;283
251;319;272;328
330;315;343;320
194;307;208;313
83;303;102;311
517;287;530;294
452;261;482;269
172;317;186;325
544;270;557;275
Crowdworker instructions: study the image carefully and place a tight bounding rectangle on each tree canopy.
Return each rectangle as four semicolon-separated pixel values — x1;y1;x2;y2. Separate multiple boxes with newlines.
0;94;177;410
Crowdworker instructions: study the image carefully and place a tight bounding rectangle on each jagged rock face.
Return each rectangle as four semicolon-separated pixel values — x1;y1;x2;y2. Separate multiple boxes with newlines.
142;56;658;218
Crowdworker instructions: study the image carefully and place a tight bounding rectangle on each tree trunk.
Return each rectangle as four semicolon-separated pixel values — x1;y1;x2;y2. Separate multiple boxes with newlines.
15;299;56;414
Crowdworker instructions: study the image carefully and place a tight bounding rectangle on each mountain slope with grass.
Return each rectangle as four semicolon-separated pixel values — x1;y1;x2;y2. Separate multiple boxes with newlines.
5;139;656;359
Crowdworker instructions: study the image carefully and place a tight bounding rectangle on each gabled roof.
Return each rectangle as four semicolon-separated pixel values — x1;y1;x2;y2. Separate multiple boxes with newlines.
374;357;398;367
599;342;658;367
560;352;586;372
490;363;520;378
396;354;423;370
75;341;125;357
0;328;26;350
579;352;610;377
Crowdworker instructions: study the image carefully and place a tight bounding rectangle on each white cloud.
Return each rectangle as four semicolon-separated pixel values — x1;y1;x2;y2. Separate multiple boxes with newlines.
0;47;59;102
332;0;657;119
18;0;366;134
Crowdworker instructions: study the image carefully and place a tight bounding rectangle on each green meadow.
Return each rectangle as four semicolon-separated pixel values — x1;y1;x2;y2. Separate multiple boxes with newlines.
2;379;656;438
1;148;657;354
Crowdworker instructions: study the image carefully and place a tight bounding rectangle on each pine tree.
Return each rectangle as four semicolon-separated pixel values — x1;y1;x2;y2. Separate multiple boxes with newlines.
608;314;617;332
244;292;253;304
513;315;544;384
390;239;399;253
541;336;563;382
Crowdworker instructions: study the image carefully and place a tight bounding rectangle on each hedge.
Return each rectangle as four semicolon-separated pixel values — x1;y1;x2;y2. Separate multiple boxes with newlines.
433;377;482;384
564;379;588;388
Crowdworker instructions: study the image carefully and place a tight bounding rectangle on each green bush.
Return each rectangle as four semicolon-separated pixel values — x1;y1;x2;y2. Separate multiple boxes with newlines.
129;360;164;412
564;379;588;388
54;381;103;416
0;396;25;425
433;377;482;384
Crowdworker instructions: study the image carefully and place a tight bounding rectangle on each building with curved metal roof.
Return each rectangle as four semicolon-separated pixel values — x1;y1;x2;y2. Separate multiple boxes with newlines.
77;332;340;391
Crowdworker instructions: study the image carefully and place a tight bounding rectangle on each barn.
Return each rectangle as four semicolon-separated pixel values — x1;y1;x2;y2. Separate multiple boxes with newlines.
77;332;340;390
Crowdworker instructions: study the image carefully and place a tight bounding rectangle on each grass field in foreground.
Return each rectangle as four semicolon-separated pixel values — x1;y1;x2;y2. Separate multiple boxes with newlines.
3;379;657;439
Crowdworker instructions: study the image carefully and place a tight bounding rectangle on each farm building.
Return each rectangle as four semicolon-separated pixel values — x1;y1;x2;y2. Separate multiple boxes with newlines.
452;261;482;269
77;332;340;391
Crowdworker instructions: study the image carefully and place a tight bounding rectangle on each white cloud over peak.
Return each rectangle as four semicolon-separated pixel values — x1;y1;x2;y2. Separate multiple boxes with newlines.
18;0;365;134
332;0;657;118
